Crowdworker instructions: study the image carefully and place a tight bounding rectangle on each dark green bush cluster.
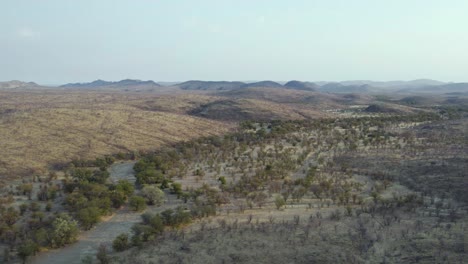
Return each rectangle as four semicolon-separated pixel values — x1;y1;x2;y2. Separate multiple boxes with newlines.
133;150;181;185
129;207;191;245
0;211;78;263
64;167;134;230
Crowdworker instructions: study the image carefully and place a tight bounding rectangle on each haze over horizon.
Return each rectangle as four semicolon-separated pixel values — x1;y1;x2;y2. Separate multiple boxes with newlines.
2;0;467;84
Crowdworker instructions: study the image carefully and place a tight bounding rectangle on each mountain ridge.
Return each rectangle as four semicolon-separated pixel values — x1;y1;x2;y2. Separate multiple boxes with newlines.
60;79;161;88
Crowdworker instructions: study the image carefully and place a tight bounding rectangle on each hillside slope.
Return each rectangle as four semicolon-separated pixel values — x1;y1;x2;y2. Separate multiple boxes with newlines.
0;90;230;179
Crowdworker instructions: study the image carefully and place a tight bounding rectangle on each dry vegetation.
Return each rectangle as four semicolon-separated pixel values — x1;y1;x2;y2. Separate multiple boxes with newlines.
112;109;467;264
0;87;466;263
0;88;379;179
0;90;231;179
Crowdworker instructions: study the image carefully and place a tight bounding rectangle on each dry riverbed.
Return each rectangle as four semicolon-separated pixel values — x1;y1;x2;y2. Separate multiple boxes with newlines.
32;161;182;264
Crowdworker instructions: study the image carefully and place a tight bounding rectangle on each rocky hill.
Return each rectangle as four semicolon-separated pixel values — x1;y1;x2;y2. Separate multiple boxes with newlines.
241;80;283;89
176;81;245;90
284;80;318;91
61;79;161;88
0;80;40;89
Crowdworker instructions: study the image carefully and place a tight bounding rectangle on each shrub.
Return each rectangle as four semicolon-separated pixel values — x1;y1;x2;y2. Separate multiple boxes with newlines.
96;244;110;264
218;176;226;185
110;190;127;208
171;182;183;197
50;214;79;248
115;180;135;197
77;206;101;230
112;233;130;252
129;196;147;212
275;196;286;210
17;239;38;264
141;185;165;206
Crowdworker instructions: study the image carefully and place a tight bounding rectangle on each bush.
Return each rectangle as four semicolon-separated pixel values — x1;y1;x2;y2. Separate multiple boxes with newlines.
50;214;79;248
129;196;147;212
218;176;226;185
275;196;286;210
149;214;164;234
17;239;38;264
141;185;165;206
112;233;130;252
110;190;127;208
160;207;191;228
115;180;134;197
171;182;183;197
77;206;101;230
96;244;110;264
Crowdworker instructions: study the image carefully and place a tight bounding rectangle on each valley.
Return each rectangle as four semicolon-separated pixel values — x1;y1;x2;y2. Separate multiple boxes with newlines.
0;82;466;263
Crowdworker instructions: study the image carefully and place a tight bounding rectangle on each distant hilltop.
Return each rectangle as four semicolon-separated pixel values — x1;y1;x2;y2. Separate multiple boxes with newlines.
61;79;161;88
172;79;468;94
1;78;467;94
0;80;39;89
176;80;312;91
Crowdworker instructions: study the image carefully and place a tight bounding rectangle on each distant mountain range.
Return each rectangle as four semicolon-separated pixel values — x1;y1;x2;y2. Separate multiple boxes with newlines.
175;80;285;90
60;79;160;88
1;79;467;94
337;79;446;88
398;82;468;93
174;79;468;94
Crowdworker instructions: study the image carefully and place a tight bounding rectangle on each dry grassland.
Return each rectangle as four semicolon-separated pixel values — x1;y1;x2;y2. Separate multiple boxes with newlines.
0;90;232;180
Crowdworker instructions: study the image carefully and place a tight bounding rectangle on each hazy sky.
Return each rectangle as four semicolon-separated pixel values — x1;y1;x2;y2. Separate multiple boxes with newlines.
1;0;467;84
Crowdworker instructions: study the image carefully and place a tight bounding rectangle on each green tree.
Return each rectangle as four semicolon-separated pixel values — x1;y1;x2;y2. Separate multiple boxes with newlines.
50;214;79;248
149;214;164;234
112;233;130;252
141;185;165;206
91;170;110;184
77;206;101;230
129;196;147;212
17;239;38;264
33;228;49;246
171;182;182;197
136;168;164;185
2;207;19;226
110;190;127;208
275;196;286;210
115;180;135;197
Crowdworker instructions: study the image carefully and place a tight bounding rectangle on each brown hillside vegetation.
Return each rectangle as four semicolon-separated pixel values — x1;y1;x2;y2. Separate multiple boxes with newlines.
0;87;427;180
132;91;332;121
0;90;231;179
188;98;329;121
220;87;373;107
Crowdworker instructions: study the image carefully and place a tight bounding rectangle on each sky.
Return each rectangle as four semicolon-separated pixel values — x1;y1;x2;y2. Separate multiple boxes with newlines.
1;0;467;84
